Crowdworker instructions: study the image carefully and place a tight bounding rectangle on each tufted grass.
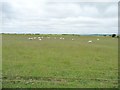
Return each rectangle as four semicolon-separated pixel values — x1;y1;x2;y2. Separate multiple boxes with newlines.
2;34;118;88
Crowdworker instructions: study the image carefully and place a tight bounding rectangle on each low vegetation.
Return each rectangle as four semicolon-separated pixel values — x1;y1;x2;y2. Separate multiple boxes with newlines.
2;34;118;88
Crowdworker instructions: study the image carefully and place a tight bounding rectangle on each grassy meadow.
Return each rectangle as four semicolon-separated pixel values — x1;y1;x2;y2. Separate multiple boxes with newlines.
2;34;118;88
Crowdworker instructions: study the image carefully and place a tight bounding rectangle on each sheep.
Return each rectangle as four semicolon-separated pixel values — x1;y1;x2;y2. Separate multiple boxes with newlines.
88;40;92;43
34;37;36;39
72;39;74;40
39;39;42;41
97;38;99;40
60;37;62;39
28;37;33;40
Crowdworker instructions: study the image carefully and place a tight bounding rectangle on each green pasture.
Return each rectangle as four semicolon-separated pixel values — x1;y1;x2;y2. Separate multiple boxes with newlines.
2;34;118;88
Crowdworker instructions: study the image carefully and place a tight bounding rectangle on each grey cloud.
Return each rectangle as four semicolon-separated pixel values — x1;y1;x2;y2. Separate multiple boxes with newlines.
1;0;118;34
2;2;16;20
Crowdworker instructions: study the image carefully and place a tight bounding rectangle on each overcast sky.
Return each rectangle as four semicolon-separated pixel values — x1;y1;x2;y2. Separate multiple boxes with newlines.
1;0;118;34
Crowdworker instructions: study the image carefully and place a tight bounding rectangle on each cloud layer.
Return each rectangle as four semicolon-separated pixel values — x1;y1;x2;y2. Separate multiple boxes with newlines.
1;0;118;34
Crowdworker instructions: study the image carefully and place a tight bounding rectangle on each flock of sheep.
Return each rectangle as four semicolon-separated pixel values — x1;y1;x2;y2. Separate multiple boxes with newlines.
28;37;65;40
28;36;100;43
88;38;99;43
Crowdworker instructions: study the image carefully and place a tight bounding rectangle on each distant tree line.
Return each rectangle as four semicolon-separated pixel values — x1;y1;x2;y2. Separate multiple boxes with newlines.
62;34;80;36
103;34;119;38
111;34;119;38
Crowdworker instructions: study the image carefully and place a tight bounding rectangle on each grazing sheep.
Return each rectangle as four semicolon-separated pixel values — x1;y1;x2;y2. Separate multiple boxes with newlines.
72;39;74;40
88;40;92;43
34;37;36;39
97;38;99;40
60;37;62;39
28;38;33;40
39;39;42;40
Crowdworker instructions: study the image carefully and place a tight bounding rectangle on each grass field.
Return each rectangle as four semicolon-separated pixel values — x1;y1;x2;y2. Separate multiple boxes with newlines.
2;34;118;88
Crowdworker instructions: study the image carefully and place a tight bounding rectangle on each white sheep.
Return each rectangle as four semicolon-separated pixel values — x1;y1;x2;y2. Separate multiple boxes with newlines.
34;37;36;39
39;39;42;40
88;40;92;43
60;37;62;39
97;38;99;40
28;38;33;40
